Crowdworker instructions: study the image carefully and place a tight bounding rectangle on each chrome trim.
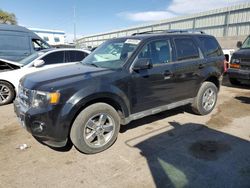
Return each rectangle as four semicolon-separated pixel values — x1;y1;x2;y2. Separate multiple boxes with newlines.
121;98;194;125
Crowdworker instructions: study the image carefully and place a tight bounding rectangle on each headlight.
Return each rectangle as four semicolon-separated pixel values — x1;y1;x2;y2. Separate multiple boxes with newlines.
230;58;240;69
32;91;60;108
231;58;240;64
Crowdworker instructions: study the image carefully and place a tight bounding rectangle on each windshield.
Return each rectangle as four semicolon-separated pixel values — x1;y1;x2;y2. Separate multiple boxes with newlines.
241;36;250;49
18;52;42;66
81;38;141;69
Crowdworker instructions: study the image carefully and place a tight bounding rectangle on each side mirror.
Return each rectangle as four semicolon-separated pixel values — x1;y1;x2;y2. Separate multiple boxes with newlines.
237;41;242;48
33;59;45;67
133;58;152;71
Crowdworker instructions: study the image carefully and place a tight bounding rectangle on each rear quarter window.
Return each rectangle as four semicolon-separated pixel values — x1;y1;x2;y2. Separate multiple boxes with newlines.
199;36;223;57
66;51;88;62
174;38;200;61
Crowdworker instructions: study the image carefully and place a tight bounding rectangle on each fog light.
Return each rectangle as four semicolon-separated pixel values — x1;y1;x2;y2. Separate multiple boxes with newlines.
32;121;45;133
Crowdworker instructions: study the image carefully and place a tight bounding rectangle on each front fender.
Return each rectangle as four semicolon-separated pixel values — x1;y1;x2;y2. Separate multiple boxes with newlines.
58;84;130;135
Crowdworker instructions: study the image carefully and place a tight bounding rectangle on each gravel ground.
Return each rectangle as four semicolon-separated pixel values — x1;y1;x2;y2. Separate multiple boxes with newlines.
0;77;250;188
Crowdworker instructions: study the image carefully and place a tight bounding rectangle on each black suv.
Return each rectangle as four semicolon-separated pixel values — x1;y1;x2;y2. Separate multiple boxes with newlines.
14;30;224;154
228;35;250;85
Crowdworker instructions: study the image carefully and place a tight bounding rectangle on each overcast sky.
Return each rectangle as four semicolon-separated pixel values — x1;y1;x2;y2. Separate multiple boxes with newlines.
0;0;248;42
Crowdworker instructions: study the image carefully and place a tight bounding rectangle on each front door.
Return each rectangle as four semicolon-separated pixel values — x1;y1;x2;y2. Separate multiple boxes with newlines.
130;38;176;113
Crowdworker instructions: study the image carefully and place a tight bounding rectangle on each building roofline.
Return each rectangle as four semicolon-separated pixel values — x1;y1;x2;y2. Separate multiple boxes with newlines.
77;2;250;40
29;28;65;34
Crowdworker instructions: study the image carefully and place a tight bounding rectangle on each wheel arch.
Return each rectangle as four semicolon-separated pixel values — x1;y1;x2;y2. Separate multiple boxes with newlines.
0;79;16;96
76;94;129;119
204;75;220;90
59;92;130;139
0;79;16;89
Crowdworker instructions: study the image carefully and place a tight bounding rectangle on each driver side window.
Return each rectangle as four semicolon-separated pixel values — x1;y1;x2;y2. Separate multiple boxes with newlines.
32;39;50;51
138;40;172;65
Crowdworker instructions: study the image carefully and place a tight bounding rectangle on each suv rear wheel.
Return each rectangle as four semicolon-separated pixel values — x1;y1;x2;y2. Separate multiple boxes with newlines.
0;81;15;106
192;82;218;115
70;103;120;154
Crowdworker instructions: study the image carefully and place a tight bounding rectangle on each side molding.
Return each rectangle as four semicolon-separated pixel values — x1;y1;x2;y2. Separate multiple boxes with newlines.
121;98;194;125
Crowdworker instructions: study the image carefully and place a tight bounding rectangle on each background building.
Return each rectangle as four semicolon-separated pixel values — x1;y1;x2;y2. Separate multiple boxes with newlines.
29;28;66;46
77;2;250;49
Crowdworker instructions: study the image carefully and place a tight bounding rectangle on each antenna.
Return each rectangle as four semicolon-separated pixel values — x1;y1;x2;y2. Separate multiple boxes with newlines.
73;6;76;43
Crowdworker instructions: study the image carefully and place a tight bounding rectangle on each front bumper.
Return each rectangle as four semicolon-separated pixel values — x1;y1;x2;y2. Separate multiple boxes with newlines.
13;100;68;148
227;68;250;80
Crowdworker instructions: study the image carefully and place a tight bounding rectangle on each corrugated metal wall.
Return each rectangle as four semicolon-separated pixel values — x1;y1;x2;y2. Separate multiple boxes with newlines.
77;3;250;48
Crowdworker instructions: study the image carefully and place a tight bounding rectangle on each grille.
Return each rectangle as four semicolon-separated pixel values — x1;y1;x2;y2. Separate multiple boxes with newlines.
18;86;32;108
240;58;250;71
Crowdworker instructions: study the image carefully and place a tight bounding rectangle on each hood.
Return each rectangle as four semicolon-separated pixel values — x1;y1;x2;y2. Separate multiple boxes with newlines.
232;48;250;59
22;62;111;90
0;58;22;72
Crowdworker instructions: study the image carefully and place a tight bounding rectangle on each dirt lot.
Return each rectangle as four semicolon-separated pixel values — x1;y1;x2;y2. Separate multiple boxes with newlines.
1;77;250;188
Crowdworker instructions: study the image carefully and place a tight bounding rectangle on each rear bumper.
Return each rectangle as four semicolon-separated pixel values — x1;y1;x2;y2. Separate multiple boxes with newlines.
227;68;250;80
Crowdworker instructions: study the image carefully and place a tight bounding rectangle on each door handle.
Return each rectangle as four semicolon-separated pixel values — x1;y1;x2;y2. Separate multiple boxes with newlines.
23;52;29;55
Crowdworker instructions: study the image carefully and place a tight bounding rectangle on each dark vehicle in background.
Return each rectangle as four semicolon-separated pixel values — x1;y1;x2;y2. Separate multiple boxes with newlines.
14;30;224;154
0;24;51;61
228;35;250;85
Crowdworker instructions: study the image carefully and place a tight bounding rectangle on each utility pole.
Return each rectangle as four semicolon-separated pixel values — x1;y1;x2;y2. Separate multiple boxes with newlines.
74;6;76;43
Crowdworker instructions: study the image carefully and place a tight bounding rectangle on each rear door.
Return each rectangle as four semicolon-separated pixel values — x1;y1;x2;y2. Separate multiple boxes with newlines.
198;36;224;73
0;31;31;61
172;37;204;101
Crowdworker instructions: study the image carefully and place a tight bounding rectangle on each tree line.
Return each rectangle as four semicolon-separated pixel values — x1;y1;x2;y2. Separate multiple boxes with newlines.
0;9;17;25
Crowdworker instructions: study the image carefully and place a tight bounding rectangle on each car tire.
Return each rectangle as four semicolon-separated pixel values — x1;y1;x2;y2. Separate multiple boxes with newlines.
229;77;241;85
192;82;218;115
0;81;15;106
70;103;120;154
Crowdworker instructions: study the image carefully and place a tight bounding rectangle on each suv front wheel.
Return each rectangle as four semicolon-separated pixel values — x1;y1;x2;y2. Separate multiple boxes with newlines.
192;81;218;115
70;103;120;154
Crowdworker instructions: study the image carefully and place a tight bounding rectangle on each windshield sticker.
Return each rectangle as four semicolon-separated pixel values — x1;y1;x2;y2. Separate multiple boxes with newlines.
125;39;141;45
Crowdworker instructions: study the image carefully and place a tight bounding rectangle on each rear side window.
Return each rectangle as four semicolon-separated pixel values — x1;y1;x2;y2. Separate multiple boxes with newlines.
174;38;199;61
41;51;65;65
66;51;88;62
199;36;223;57
0;35;29;50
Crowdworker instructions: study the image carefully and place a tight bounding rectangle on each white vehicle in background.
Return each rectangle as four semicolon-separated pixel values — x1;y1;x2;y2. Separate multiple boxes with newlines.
0;48;90;106
223;49;235;71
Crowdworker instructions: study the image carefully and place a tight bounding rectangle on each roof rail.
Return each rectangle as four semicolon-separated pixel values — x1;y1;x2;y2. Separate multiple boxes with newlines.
132;29;205;36
165;29;205;34
132;30;165;36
